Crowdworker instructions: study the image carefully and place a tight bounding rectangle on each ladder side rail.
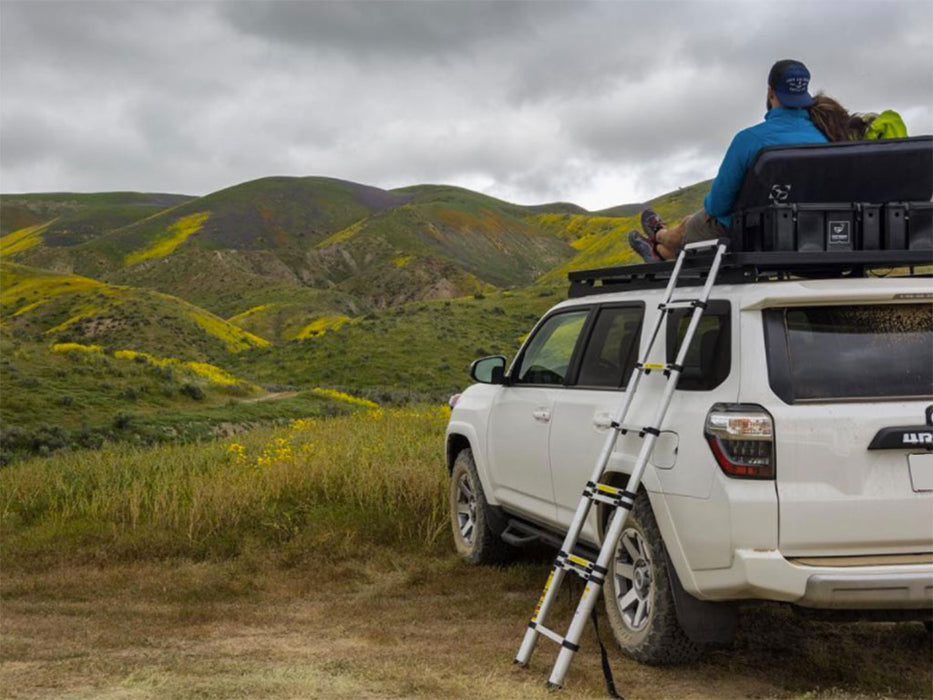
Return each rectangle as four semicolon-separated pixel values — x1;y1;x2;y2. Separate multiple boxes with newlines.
546;242;729;688
671;242;728;372
547;342;694;686
515;564;571;663
516;251;692;667
640;250;690;356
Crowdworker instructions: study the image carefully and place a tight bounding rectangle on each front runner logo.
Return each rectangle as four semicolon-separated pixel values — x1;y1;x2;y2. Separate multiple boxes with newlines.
903;432;933;445
769;184;791;203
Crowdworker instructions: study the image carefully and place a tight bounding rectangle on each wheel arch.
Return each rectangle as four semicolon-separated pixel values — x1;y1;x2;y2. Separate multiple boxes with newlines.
446;432;472;474
597;470;736;645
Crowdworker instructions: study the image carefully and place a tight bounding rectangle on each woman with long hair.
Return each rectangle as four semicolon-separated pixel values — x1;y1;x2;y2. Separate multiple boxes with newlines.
807;92;907;141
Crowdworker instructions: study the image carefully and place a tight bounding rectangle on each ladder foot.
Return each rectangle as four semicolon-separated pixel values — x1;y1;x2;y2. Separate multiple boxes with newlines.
545;681;563;691
513;658;527;667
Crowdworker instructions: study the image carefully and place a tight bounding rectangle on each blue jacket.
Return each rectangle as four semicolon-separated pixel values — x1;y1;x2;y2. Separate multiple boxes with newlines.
704;107;828;227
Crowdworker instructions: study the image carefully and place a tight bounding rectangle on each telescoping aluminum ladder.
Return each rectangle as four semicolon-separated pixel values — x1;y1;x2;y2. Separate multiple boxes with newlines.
514;238;730;689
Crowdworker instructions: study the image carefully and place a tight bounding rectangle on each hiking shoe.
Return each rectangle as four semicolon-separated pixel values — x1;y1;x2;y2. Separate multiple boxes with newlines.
628;230;659;262
640;209;666;241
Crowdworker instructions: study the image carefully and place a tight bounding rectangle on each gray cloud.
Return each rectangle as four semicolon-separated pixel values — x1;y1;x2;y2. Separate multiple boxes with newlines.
1;0;931;209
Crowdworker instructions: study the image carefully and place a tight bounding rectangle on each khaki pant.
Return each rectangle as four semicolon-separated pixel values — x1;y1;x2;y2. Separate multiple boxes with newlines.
683;209;729;246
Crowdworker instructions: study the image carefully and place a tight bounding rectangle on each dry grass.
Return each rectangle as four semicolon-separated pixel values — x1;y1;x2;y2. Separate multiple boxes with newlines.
1;408;930;698
2;555;930;699
1;408;450;564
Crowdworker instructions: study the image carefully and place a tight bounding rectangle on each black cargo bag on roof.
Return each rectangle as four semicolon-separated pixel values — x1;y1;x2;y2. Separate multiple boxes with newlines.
731;136;933;253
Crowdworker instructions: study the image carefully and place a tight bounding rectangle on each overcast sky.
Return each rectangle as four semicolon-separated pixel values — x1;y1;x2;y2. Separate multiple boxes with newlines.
1;0;931;210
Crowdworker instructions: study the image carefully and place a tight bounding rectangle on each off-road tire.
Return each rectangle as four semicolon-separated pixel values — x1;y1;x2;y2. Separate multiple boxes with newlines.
603;492;704;664
449;449;515;565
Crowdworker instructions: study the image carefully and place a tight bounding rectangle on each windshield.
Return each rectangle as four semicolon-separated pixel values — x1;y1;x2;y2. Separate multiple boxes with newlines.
764;303;933;402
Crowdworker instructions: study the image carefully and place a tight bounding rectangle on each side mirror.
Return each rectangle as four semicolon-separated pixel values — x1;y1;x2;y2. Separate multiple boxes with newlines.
470;355;507;384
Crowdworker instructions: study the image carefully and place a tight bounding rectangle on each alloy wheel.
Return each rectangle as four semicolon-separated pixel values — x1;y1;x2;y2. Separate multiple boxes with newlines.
455;471;478;546
612;528;654;631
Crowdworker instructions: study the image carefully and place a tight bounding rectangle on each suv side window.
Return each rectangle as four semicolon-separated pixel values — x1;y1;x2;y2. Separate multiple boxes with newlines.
665;300;731;391
515;310;589;385
575;305;644;389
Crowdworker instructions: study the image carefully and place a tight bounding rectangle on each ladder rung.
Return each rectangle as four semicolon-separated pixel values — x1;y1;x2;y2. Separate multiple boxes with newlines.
609;421;660;437
684;237;727;251
659;299;705;311
556;549;609;584
531;622;565;646
561;552;594;580
635;362;683;378
584;481;637;510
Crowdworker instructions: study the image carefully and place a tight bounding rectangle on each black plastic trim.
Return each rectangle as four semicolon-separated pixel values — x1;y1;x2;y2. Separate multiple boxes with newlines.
868;425;933;450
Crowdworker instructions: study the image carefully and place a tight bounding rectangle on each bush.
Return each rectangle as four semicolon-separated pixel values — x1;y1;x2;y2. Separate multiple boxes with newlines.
179;383;205;401
112;413;133;430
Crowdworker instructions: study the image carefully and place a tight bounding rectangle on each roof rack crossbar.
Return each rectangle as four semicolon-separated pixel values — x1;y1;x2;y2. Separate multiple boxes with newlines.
568;250;931;297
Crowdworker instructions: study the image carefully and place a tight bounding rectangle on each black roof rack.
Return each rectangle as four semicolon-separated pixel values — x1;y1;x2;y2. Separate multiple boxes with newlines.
568;249;932;298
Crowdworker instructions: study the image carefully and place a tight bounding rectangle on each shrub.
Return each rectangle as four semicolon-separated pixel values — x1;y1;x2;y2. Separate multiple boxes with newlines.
112;413;133;430
180;383;205;401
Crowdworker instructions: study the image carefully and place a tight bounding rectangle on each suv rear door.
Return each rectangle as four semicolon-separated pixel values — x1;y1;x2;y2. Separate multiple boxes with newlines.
547;303;645;540
760;299;933;556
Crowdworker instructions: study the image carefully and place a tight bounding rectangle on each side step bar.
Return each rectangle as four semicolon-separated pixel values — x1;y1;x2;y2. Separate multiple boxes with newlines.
501;519;599;560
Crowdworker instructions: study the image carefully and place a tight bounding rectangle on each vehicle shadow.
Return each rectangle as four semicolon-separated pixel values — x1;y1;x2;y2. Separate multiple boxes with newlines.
703;603;931;697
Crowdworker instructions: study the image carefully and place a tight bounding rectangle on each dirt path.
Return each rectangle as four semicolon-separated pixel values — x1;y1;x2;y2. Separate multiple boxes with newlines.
1;556;930;699
237;390;299;404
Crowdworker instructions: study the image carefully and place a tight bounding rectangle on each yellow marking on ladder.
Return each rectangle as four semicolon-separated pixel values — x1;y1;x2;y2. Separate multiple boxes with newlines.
644;362;665;369
567;554;590;568
532;571;554;621
596;483;620;495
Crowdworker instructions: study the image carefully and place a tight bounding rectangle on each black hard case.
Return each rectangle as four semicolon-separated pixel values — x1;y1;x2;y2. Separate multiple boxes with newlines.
730;137;933;253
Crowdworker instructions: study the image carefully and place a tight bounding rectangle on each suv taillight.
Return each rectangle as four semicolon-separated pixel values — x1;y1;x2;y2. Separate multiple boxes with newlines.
705;404;775;479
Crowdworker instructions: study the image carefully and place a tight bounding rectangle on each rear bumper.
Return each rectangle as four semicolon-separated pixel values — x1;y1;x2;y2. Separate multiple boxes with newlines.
691;549;933;610
800;572;932;609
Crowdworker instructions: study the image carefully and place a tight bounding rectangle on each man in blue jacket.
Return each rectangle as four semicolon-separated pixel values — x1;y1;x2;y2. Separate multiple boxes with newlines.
631;59;828;261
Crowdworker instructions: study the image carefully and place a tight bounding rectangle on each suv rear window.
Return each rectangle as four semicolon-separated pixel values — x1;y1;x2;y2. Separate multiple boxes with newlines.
576;305;643;389
665;300;731;391
764;303;933;402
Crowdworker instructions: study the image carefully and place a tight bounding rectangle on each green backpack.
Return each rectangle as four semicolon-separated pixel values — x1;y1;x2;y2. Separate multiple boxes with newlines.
863;110;908;140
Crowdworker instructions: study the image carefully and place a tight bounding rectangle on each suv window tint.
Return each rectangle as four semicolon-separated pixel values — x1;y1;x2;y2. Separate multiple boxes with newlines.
576;306;643;388
515;310;589;385
764;303;933;403
665;300;731;391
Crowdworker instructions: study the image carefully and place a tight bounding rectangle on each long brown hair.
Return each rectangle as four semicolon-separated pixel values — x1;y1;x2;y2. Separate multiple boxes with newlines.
807;92;871;142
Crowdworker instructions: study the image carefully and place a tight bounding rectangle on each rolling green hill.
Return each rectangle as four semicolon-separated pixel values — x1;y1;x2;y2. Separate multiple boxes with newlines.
0;192;194;247
0;262;269;361
4;179;585;319
1;175;716;462
2;177;710;327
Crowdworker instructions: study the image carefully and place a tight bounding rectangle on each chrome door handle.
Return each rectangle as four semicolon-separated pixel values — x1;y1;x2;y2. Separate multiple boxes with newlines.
593;412;613;429
532;408;551;423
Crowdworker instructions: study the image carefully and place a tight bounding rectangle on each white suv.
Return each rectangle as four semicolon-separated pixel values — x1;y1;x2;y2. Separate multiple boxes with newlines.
445;254;933;664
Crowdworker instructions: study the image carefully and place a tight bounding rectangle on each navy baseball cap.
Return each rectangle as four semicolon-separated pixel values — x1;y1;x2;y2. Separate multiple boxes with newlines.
768;59;814;108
